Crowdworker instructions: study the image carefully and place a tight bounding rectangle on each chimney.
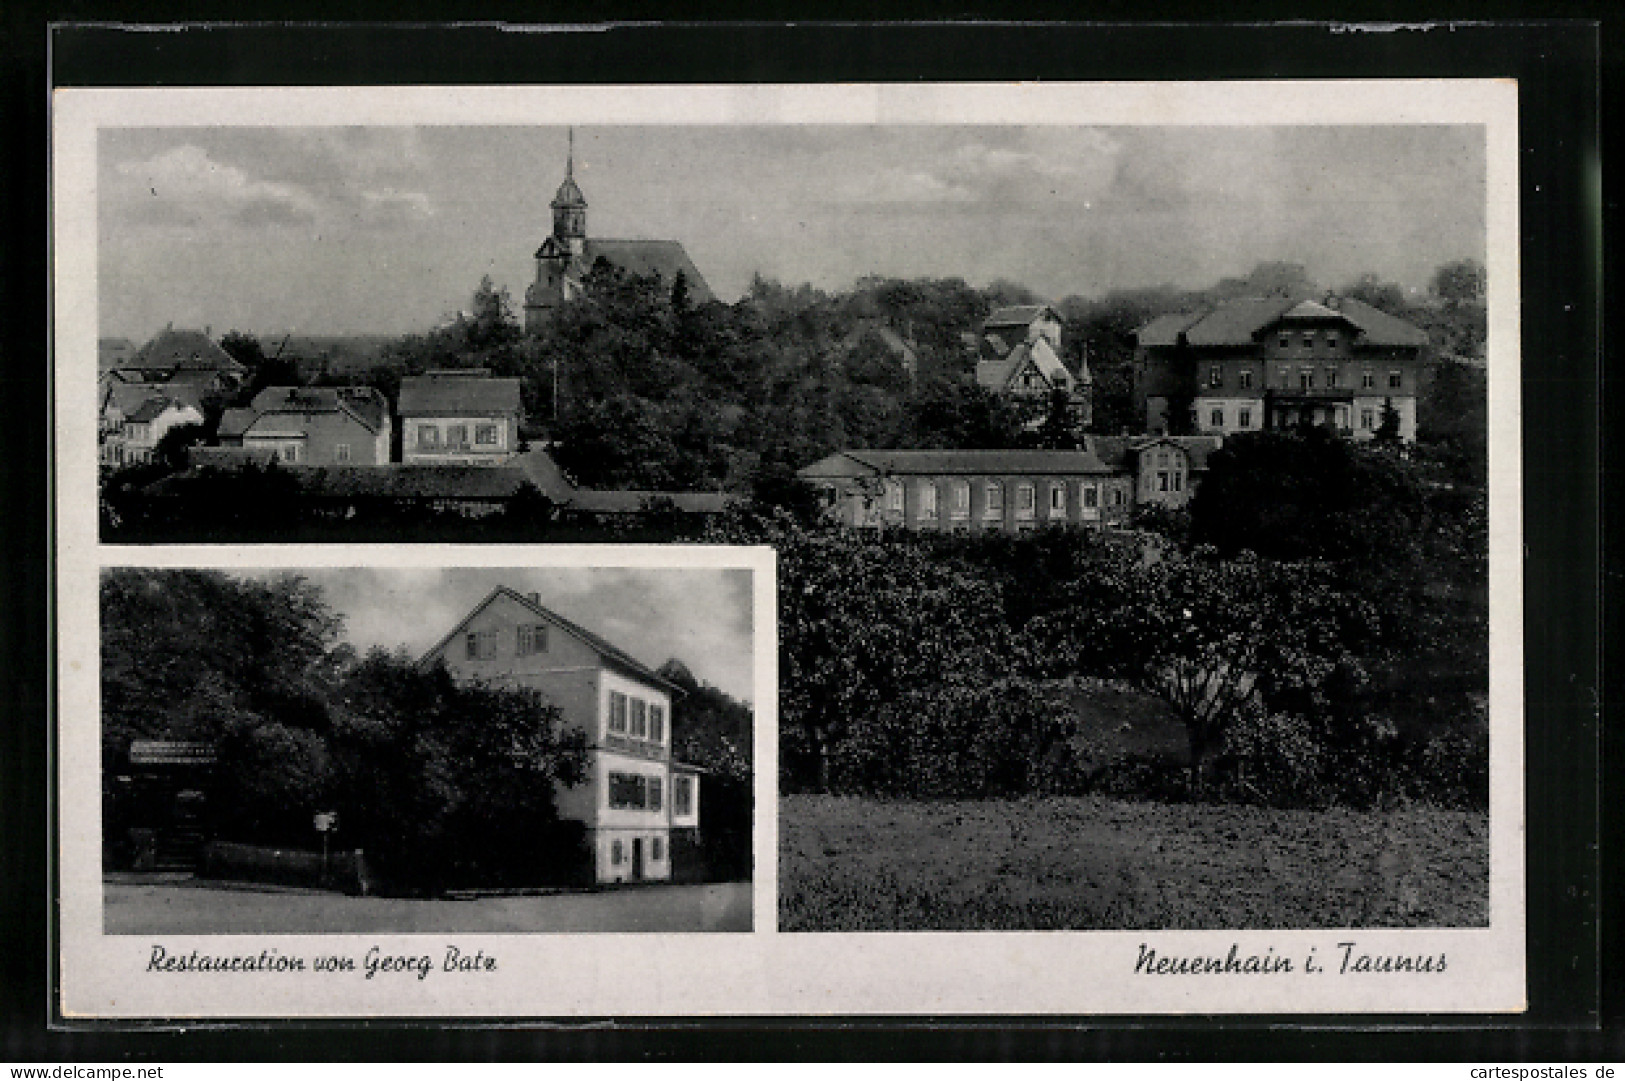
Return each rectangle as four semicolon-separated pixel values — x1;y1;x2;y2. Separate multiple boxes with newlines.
527;592;540;606
205;324;211;337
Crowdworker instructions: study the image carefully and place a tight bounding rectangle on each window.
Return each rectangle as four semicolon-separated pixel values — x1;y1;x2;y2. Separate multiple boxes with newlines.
1299;369;1314;390
1323;368;1336;388
1239;369;1253;389
1048;484;1066;514
1239;407;1252;429
1208;365;1223;388
1388;370;1403;389
281;444;301;464
1112;488;1125;506
475;423;499;445
447;424;469;448
674;775;694;817
608;771;650;810
984;482;1003;516
417;424;440;448
631;698;647;738
465;630;498;661
1278;333;1290;349
952;481;971;518
1302;332;1314;349
885;481;903;513
652;836;664;861
1278;367;1290;388
609;691;628;733
517;622;548;656
918;483;938;518
1082;484;1099;509
1360;408;1376;430
1016;483;1035;518
1326;331;1339;349
649;777;663;812
1362;370;1375;389
334;443;351;463
611;840;623;865
1209;407;1224;428
1157;471;1171;492
1171;471;1184;492
649;704;664;743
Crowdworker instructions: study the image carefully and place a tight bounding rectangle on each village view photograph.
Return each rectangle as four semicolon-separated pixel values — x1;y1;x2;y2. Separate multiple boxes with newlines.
101;564;754;933
91;122;1492;932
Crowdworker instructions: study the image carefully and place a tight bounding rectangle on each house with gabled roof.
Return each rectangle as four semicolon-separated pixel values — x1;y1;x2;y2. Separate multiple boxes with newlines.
100;395;204;467
799;448;1132;533
522;136;714;332
398;369;524;466
217;385;391;466
1090;434;1224;510
418;585;703;885
974;303;1092;428
128;326;249;395
1134;294;1429;442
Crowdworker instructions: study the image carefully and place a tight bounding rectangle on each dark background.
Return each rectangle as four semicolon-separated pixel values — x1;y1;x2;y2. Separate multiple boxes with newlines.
3;12;1611;1062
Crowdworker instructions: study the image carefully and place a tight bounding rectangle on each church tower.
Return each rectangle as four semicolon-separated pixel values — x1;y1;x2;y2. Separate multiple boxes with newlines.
525;131;588;334
550;129;588;256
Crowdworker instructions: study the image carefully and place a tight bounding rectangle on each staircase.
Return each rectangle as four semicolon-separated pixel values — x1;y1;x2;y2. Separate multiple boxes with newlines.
153;824;205;872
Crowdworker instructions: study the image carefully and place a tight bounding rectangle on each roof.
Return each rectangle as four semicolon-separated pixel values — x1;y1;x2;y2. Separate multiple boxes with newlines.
125;397;198;425
564;489;734;515
976;338;1075;393
984;304;1058;329
418;585;684;695
189;446;281;469
579;239;715;303
551;174;587;209
102;380;203;418
98;338;136;374
294;464;530;501
398;372;524;417
800;448;1119;478
1136;295;1429;349
132;329;247;375
245;385;389;433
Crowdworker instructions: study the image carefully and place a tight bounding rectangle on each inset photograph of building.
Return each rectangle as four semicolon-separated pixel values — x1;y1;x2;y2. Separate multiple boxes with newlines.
101;564;756;934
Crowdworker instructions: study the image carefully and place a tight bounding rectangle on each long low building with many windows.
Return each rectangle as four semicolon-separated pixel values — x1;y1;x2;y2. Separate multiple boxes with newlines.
798;438;1224;532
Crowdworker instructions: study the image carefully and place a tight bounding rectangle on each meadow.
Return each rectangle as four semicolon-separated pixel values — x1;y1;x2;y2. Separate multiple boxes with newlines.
779;793;1489;931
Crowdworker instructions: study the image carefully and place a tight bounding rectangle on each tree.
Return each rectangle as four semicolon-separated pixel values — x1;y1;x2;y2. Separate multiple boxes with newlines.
1432;259;1486;307
219;330;269;371
1374;397;1403;444
1342;273;1408;315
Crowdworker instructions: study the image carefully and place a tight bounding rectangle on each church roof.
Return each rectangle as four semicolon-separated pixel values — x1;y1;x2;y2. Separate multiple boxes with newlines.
579;239;715;303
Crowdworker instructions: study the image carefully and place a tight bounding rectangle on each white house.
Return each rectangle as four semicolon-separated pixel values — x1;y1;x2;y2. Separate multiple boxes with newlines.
418;586;700;884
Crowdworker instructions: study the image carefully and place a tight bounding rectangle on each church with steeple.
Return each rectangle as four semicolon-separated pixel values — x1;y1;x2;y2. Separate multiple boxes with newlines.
523;132;715;333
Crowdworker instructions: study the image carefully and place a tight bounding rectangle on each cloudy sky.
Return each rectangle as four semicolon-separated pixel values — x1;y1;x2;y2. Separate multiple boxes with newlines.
250;566;756;704
98;124;1485;340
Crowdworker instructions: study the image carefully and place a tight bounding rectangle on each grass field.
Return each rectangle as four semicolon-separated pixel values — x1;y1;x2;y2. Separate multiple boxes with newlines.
779;794;1489;931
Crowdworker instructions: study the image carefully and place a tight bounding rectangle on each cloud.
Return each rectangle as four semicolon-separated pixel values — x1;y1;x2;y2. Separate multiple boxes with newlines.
113;144;321;227
358;187;435;222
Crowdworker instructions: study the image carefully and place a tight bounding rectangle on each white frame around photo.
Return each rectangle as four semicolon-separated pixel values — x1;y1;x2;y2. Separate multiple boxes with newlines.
54;79;1523;1017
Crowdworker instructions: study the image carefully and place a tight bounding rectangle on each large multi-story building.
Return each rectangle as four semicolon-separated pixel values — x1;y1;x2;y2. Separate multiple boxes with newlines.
1133;295;1429;442
419;586;701;885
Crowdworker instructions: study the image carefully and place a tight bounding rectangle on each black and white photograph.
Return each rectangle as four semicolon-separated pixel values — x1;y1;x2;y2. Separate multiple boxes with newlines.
99;564;754;935
54;79;1524;1017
